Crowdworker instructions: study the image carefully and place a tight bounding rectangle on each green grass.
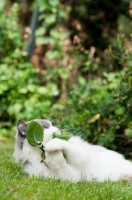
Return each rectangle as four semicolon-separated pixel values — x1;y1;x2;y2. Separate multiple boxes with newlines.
1;136;132;200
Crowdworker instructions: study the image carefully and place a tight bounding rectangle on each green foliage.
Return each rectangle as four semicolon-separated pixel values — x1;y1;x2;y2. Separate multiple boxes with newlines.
26;121;44;146
0;3;22;59
60;36;132;155
0;3;59;137
111;36;132;139
1;0;132;157
33;0;91;95
53;132;71;140
60;72;123;149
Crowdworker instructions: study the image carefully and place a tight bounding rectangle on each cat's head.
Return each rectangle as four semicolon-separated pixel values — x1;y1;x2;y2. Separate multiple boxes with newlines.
13;119;60;163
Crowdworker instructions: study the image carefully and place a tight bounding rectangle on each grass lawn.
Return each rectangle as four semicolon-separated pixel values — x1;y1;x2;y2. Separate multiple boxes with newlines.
1;135;132;200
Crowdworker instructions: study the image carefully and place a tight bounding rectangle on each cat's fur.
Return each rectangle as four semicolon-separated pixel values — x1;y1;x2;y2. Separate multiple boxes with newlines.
13;119;132;182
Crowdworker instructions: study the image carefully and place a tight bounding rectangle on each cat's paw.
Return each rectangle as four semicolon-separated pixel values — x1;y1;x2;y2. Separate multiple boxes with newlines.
45;138;63;152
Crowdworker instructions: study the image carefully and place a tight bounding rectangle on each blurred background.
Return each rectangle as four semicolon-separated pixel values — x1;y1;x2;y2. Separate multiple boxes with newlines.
0;0;132;157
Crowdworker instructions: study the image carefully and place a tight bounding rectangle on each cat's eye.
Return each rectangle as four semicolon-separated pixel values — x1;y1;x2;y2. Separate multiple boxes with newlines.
42;126;49;129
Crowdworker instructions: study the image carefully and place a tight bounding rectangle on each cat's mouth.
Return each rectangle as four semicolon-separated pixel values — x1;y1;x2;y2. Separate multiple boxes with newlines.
40;148;49;168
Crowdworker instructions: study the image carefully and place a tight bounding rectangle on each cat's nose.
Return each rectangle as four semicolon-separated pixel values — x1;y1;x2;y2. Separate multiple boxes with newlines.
53;127;61;135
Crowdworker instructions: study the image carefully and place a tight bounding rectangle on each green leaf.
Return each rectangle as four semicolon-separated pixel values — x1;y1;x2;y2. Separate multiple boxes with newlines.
0;0;6;11
53;132;71;141
115;107;124;115
26;121;44;146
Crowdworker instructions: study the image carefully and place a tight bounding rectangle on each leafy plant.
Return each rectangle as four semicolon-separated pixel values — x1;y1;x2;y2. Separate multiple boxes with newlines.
26;121;44;146
53;132;71;140
1;1;132;158
0;3;59;137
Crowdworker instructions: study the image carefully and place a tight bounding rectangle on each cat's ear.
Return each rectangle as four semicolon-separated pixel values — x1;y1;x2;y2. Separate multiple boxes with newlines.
17;120;27;137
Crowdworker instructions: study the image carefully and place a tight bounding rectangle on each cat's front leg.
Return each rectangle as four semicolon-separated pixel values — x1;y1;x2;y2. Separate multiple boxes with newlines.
44;138;66;171
45;137;91;169
45;146;81;181
45;138;64;152
45;150;66;170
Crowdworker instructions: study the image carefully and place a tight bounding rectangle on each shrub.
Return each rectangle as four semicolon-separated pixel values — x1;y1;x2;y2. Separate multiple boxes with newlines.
0;3;59;136
60;36;132;157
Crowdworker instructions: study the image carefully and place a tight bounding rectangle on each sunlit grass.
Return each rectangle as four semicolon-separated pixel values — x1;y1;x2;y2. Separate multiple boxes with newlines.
1;136;132;200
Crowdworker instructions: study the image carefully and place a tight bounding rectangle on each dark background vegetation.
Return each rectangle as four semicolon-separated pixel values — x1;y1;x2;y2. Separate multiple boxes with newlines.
0;0;132;157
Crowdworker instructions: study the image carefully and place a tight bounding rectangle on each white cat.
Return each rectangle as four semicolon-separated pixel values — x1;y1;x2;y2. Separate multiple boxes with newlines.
13;119;132;182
